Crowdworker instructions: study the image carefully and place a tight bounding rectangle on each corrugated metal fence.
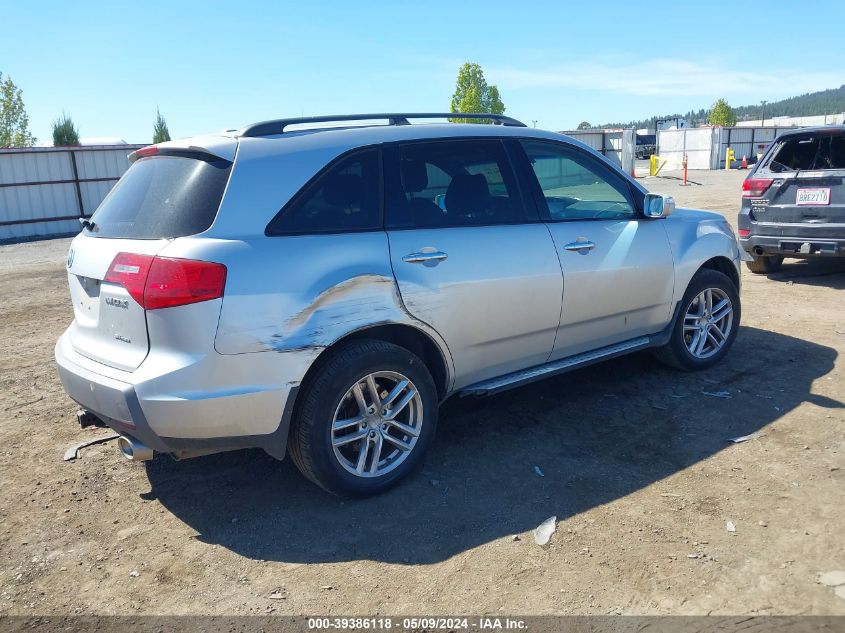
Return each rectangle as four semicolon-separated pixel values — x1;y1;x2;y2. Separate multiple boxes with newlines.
655;128;721;170
0;145;143;241
561;129;635;175
657;126;799;171
716;126;794;165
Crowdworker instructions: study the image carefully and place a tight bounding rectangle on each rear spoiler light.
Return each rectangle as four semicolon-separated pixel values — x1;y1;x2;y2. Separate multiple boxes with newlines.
128;145;159;161
128;145;233;165
742;177;773;198
105;253;227;310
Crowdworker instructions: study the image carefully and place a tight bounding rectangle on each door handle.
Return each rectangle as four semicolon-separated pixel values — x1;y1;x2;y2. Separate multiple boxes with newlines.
563;240;595;252
403;250;449;264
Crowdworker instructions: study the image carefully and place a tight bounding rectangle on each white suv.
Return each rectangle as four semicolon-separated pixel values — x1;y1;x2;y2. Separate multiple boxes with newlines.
56;113;742;496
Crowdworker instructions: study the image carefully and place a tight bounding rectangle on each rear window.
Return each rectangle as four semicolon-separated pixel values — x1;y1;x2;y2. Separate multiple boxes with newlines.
768;134;845;172
85;155;231;239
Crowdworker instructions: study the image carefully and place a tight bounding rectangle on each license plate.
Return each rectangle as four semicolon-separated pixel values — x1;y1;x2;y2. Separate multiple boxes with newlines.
796;188;831;205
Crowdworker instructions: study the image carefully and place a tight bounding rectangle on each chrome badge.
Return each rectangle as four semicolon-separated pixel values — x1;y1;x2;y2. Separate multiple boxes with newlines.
66;248;75;269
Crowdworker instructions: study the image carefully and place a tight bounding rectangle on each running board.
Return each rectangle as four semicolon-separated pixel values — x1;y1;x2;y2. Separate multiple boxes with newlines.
459;336;652;397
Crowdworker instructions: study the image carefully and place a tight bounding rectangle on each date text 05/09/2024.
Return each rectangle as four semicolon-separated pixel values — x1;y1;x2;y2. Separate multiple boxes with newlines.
307;617;528;631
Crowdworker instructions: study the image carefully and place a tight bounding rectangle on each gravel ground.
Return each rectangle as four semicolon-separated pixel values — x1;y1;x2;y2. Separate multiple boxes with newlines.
1;169;843;616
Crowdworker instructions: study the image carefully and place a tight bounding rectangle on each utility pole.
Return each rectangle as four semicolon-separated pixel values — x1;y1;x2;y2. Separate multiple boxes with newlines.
760;100;767;126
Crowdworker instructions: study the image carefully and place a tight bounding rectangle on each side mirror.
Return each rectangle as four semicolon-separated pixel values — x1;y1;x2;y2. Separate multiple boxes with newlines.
643;193;675;218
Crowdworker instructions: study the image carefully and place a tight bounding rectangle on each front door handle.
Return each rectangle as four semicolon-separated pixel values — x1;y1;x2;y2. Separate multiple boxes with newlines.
403;250;449;264
563;240;595;252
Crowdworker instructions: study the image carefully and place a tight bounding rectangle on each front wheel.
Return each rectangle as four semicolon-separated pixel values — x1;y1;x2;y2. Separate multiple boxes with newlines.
288;339;438;497
653;269;740;371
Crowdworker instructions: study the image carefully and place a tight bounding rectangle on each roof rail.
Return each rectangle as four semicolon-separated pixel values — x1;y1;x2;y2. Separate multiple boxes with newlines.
236;113;527;137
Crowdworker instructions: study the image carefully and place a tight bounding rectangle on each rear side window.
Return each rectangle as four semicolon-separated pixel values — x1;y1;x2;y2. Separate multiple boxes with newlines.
87;155;231;239
768;134;845;172
266;149;381;235
385;139;526;228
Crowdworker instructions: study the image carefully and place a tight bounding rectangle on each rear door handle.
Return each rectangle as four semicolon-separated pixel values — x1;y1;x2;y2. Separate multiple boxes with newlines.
563;240;595;252
402;250;448;264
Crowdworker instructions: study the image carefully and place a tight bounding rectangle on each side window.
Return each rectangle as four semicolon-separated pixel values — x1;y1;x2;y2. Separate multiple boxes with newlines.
266;149;380;235
521;140;636;221
387;139;525;228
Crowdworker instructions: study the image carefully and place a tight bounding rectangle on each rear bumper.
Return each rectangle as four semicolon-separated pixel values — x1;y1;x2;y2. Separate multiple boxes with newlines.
54;332;313;459
55;352;177;453
740;234;845;258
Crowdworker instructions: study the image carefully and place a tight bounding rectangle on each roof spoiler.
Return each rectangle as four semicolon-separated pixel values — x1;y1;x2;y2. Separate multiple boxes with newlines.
128;145;233;165
237;112;527;138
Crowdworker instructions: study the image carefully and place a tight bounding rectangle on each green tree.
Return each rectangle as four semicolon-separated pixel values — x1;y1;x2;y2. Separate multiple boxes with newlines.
449;62;505;123
0;72;36;147
707;98;737;127
576;121;591;130
52;112;80;146
153;107;171;143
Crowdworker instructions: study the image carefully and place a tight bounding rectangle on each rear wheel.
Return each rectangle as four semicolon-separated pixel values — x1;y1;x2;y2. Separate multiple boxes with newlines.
289;339;438;497
745;255;783;274
654;269;740;371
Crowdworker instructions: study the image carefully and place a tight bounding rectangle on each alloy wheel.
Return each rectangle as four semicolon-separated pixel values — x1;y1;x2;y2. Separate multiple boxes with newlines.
683;287;734;359
331;371;423;478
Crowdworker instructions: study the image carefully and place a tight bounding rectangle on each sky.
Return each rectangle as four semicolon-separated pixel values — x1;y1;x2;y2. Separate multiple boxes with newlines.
2;0;844;145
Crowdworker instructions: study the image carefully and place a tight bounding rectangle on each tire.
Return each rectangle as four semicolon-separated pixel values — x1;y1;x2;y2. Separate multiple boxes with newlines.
653;269;741;371
288;339;438;497
745;255;783;274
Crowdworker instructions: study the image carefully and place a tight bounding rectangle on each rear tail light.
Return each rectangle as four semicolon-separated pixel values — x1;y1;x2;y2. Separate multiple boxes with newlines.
742;177;773;197
738;228;750;237
105;253;226;309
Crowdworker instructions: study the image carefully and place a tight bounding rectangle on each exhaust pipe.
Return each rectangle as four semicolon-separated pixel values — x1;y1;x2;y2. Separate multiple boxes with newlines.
753;246;765;256
117;435;154;462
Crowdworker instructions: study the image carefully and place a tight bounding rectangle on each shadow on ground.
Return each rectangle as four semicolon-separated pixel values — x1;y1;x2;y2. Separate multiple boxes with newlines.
762;258;845;289
144;326;841;564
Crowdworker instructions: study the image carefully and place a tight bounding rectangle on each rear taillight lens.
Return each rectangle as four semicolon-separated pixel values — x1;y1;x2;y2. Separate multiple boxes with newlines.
104;253;154;307
742;177;773;197
105;253;226;310
145;256;227;309
738;228;750;237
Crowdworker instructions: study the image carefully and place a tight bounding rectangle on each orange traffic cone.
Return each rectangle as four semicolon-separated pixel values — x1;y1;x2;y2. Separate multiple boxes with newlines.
741;155;748;169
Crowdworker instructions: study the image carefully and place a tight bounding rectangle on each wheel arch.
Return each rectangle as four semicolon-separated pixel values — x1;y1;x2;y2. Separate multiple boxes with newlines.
698;255;740;290
298;323;453;402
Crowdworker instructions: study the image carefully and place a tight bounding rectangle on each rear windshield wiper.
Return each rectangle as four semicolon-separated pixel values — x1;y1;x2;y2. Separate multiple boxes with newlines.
79;218;97;232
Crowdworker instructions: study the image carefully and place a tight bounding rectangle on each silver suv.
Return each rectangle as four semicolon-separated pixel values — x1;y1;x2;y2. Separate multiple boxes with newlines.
56;113;742;496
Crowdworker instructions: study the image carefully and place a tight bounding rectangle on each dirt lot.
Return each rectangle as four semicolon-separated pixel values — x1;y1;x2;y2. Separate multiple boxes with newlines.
1;169;844;616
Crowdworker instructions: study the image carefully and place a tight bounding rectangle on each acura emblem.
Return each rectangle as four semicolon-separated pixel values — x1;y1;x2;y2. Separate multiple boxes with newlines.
67;248;75;269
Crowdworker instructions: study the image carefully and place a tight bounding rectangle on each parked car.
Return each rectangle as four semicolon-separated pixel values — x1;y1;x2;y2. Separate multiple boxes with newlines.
55;113;742;496
738;126;845;273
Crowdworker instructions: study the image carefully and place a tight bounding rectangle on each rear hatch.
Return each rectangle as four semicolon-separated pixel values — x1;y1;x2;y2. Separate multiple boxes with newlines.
65;146;233;371
750;130;845;229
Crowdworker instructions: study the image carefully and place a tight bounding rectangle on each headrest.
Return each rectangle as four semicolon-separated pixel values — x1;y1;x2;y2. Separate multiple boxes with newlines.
324;174;363;207
445;173;490;216
401;159;428;193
